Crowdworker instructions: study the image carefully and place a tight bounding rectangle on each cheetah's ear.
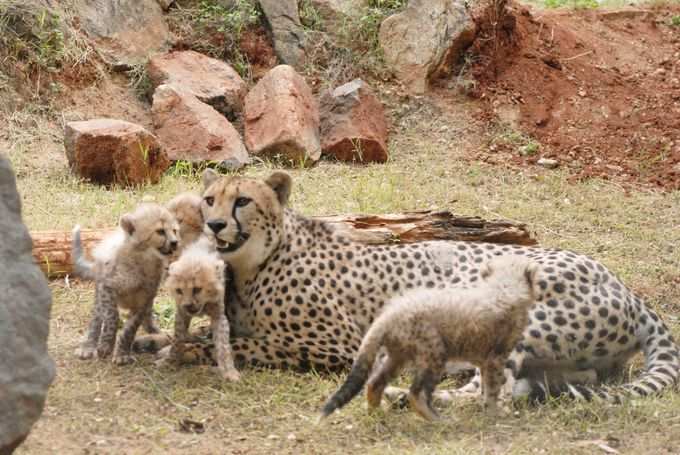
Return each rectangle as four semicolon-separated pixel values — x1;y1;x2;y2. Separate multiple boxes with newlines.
265;172;292;206
202;168;220;190
524;262;538;287
120;214;135;236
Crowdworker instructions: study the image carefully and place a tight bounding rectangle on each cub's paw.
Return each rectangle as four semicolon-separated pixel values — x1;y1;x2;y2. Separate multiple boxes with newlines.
220;368;241;382
75;346;96;360
113;354;134;366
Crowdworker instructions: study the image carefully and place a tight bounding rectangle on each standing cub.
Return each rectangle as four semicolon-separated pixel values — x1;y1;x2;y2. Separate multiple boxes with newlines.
320;256;538;421
165;237;240;381
72;203;179;365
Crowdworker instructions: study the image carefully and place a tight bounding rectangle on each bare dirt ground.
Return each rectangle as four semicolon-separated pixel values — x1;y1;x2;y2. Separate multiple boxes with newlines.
465;1;680;189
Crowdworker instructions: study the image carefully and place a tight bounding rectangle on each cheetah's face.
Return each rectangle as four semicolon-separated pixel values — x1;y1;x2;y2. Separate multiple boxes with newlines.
200;170;291;268
120;203;180;258
167;257;224;316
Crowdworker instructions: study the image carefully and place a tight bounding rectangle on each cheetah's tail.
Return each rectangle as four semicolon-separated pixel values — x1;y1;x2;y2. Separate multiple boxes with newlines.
71;225;96;281
566;307;680;403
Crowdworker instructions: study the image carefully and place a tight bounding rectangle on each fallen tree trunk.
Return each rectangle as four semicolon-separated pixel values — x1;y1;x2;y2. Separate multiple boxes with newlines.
32;210;537;279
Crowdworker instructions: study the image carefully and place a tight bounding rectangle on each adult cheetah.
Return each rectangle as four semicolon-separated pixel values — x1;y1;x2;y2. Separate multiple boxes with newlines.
163;170;679;402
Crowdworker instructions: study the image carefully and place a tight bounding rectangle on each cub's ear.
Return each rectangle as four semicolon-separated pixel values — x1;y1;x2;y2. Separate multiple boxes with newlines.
524;262;539;287
120;214;135;236
265;171;292;206
202;169;220;190
168;262;179;277
480;261;493;280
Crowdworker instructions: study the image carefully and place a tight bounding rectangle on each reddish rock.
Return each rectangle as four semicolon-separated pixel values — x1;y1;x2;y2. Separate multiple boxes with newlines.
64;119;169;186
379;0;476;94
152;84;250;167
148;50;247;119
244;65;320;165
320;79;388;163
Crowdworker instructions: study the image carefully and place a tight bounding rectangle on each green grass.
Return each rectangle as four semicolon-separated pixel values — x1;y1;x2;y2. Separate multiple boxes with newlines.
165;0;261;79
6;87;680;453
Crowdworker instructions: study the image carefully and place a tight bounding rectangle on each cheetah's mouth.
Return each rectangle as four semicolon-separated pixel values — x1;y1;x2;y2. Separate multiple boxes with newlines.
216;232;250;253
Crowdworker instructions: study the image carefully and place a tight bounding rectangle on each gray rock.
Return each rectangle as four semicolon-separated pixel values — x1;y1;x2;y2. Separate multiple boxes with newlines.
258;0;306;68
379;0;476;94
0;155;55;454
74;0;171;66
537;158;559;169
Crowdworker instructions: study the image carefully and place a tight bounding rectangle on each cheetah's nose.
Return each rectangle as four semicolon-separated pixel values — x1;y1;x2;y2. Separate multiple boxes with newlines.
169;240;178;251
207;220;227;234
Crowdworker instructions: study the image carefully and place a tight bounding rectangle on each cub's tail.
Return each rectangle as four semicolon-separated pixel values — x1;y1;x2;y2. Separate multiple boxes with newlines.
71;225;95;280
319;318;389;419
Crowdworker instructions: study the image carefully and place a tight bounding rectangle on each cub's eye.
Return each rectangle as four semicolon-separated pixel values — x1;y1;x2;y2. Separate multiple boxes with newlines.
156;229;166;236
204;196;215;207
234;197;251;208
192;287;202;296
176;288;183;295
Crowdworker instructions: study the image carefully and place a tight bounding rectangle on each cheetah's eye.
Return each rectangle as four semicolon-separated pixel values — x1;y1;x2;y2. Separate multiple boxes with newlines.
156;229;166;236
192;287;202;296
176;288;183;295
234;197;251;208
204;196;214;207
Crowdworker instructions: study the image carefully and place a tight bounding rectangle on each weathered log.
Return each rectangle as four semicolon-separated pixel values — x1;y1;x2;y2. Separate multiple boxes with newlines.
31;210;537;279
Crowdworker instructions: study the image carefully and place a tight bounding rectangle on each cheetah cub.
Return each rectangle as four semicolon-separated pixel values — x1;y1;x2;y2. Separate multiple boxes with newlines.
166;192;204;252
72;203;179;365
165;237;241;382
320;256;538;421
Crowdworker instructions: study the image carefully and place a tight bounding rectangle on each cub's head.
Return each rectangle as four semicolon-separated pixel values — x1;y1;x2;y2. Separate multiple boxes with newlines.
200;169;291;272
481;255;539;297
166;192;204;249
120;203;180;258
167;242;225;316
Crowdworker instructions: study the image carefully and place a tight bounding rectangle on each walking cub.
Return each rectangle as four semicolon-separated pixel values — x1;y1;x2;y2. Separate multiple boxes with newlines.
320;256;538;421
72;203;179;365
165;237;240;381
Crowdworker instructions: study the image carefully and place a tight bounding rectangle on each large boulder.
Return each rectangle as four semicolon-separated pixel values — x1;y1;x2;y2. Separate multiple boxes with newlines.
152;85;250;168
74;0;171;67
147;51;247;120
258;0;306;68
244;65;321;165
0;155;55;455
319;79;388;163
379;0;476;93
64;119;170;187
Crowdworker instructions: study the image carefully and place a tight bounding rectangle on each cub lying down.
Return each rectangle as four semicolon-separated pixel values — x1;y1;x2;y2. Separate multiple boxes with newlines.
165;237;240;381
320;256;538;421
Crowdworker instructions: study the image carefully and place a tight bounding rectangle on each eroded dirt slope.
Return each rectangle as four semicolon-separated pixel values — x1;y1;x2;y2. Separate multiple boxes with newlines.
467;2;680;189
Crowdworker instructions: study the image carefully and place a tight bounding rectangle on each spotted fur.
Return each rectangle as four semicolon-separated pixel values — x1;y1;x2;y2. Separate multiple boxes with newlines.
72;203;179;365
320;256;538;420
158;171;680;403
